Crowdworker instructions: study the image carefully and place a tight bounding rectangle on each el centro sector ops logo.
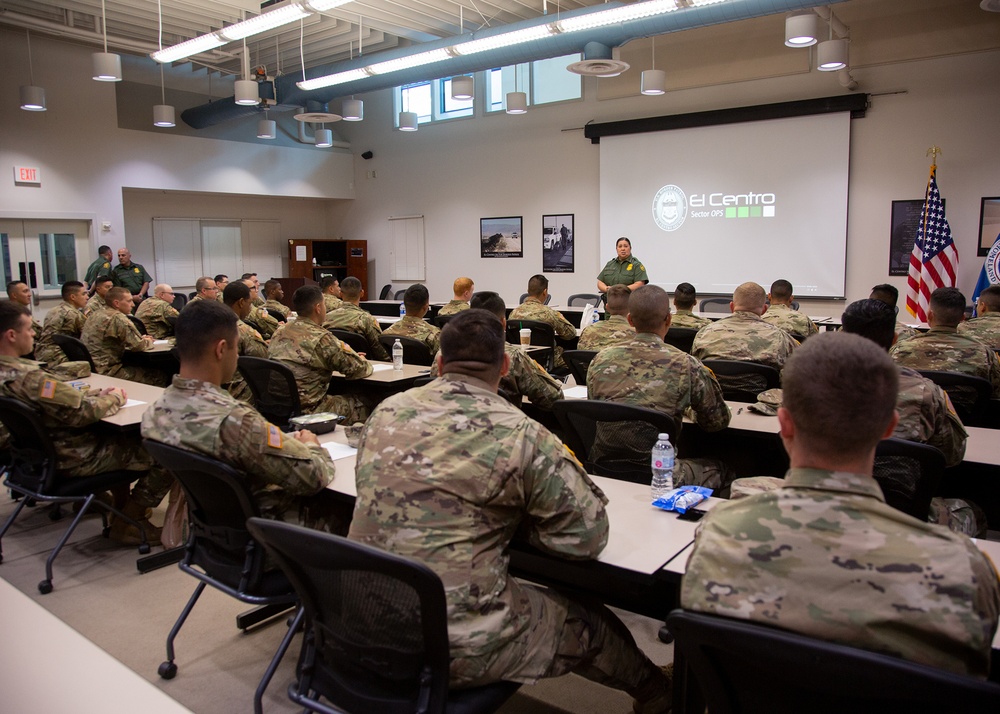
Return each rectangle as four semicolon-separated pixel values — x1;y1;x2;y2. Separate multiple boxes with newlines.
653;184;777;232
985;239;1000;285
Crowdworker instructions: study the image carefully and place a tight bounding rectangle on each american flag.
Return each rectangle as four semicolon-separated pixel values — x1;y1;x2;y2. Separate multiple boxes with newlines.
905;165;959;321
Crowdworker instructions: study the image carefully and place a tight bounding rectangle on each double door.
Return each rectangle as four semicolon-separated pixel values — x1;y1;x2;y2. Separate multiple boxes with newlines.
0;219;91;299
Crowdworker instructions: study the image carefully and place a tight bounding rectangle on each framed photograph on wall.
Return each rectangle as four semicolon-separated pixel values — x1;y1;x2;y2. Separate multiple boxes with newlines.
888;199;945;276
979;196;1000;257
480;216;523;258
542;214;574;273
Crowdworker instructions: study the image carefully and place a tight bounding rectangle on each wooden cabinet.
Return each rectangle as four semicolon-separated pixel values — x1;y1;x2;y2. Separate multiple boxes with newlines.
288;239;367;297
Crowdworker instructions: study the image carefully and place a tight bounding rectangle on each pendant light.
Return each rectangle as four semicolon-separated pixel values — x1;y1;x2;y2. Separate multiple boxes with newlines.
92;0;122;81
505;67;526;114
152;3;175;127
315;125;333;147
451;75;474;100
640;35;666;96
258;110;276;139
20;31;46;111
235;39;259;105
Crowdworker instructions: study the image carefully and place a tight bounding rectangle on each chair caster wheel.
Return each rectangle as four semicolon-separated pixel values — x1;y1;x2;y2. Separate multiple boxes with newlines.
49;506;63;521
158;661;177;679
138;543;151;555
657;625;674;644
0;552;4;563
38;580;53;595
102;527;111;538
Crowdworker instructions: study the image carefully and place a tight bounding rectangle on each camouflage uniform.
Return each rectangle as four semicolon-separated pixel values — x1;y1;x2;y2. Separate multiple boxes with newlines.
896;366;967;467
268;319;373;422
134;296;178;339
323;303;389;361
0;355;170;507
896;321;919;343
670;309;710;330
141;376;341;531
691;310;797;371
383;315;442;354
509;297;577;370
80;306;165;386
35;301;86;366
437;299;469;316
228;320;268;404
348;373;670;704
578;314;634;351
264;299;290;320
957;313;1000;350
681;467;1000;678
244;304;281;340
322;294;342;313
252;294;266;308
84;294;106;318
597;255;648;287
889;325;1000;397
430;343;565;410
761;303;818;337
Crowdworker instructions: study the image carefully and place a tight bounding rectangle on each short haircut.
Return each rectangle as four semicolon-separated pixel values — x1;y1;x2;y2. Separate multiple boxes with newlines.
526;274;548;297
214;274;228;283
733;282;766;312
240;272;256;280
264;279;281;295
769;279;793;301
978;285;1000;312
453;277;473;295
403;283;429;312
319;276;338;291
929;287;966;326
6;281;26;298
782;332;898;460
470;291;506;320
606;284;631;315
629;284;671;332
93;275;113;288
0;300;29;333
870;283;899;307
106;286;131;305
195;276;215;292
175;299;238;363
616;237;631;248
223;280;250;306
840;299;896;352
292;285;324;314
673;282;698;310
98;245;111;256
440;309;505;369
61;281;85;300
340;276;362;299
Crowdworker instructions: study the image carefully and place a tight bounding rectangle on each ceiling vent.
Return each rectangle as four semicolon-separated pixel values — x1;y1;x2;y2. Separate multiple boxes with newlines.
566;42;630;77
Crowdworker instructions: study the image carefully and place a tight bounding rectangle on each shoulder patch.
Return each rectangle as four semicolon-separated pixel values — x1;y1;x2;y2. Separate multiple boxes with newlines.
103;262;110;269
40;378;57;400
134;267;140;274
626;263;633;271
266;423;283;449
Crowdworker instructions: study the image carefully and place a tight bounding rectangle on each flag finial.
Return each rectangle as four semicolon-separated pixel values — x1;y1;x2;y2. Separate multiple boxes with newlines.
926;145;942;166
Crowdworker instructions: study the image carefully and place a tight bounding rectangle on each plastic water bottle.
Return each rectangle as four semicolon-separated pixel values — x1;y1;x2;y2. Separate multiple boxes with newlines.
592;307;601;324
392;339;404;371
651;433;675;502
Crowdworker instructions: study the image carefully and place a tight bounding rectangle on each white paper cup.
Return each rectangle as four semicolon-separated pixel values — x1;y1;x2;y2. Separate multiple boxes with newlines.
519;328;531;348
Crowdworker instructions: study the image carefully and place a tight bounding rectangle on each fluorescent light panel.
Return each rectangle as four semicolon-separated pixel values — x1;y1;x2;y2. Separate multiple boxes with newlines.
452;25;554;55
218;4;309;41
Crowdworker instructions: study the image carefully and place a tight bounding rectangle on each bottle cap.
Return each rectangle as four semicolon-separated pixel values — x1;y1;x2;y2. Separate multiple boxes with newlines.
657;433;670;440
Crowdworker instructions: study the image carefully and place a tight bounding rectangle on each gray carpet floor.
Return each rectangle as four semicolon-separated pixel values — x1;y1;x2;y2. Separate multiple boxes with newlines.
0;494;675;713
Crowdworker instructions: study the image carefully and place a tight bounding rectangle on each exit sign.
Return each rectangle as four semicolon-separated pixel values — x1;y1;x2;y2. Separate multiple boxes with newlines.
14;166;41;184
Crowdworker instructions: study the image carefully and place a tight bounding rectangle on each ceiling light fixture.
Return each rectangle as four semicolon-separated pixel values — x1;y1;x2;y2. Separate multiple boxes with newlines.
20;30;45;111
315;126;333;147
640;35;665;95
258;110;276;138
817;38;848;71
341;97;364;121
506;68;527;114
235;39;259;105
451;25;555;55
152;3;175;127
92;0;122;81
784;12;819;47
398;111;418;131
451;75;473;100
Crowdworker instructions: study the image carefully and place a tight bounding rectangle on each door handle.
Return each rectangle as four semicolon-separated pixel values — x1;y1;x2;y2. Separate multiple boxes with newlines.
27;261;37;289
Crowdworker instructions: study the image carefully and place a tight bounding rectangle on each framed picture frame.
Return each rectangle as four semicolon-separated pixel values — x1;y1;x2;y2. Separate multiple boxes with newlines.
888;199;945;276
480;216;523;258
542;214;574;273
978;196;1000;257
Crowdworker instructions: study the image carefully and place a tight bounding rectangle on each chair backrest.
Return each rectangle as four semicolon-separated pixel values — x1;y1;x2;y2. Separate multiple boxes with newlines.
246;518;453;714
51;334;96;371
265;308;286;323
917;370;992;427
700;359;781;403
236;356;302;429
553;399;678;483
567;293;601;308
171;293;188;311
379;284;393;300
393;289;406;301
330;328;371;356
127;314;147;335
873;437;946;520
506;319;556;371
188;291;198;300
561;350;598;386
165;315;178;330
666;609;1000;714
790;300;800;310
434;314;455;329
699;297;731;313
664;327;699;354
0;396;59;495
143;440;272;595
519;293;551;305
378;335;434;366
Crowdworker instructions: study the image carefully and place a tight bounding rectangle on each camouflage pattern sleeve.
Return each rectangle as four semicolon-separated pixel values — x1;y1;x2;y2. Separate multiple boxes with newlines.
361;314;390;361
5;369;124;426
319;330;373;380
238;321;269;358
688;359;732;431
507;345;563;410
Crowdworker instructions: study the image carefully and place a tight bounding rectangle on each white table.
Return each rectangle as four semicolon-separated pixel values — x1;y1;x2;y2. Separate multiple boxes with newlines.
84;373;166;428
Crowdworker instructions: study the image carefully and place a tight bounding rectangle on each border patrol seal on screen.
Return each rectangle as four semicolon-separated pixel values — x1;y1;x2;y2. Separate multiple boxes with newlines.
653;185;688;232
986;239;1000;285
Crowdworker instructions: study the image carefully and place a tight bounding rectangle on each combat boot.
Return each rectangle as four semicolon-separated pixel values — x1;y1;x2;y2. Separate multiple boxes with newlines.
109;499;162;547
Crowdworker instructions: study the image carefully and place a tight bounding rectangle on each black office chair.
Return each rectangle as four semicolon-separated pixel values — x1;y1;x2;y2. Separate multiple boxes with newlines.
329;328;371;356
916;370;992;427
553;399;678;484
127;313;147;335
873;437;946;521
435;314;456;328
188;291;198;300
237;356;302;430
789;332;807;343
700;360;781;403
171;293;188;310
698;298;730;313
266;308;287;323
51;334;96;371
379;334;434;366
165;315;178;330
567;293;601;308
0;397;151;594
666;609;1000;714
143;441;300;714
519;293;551;305
664;327;699;354
562;350;598;386
393;289;407;300
412;375;435;388
379;284;393;300
246;518;521;714
790;300;800;310
506;320;556;372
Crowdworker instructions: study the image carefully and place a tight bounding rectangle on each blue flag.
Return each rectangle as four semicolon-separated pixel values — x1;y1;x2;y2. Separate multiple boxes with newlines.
972;231;1000;316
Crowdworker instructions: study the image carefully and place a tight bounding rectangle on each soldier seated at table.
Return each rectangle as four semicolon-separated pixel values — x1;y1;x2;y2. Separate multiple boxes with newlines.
0;301;171;545
681;331;1000;678
85;276;114;318
578;284;634;351
958;284;1000;350
322;276;389;361
185;276;218;306
222;280;268;404
761;279;818;338
141;299;346;534
670;283;710;330
509;274;577;372
319;276;342;313
81;287;165;386
35;280;88;366
382;283;441;354
437;276;474;316
135;284;179;339
262;280;291;320
239;278;281;339
870;283;919;343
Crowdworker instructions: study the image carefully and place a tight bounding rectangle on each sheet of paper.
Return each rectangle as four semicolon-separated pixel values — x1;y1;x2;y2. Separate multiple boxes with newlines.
564;385;588;399
369;363;394;372
295;245;307;261
322;441;357;460
152;340;170;345
122;399;146;408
